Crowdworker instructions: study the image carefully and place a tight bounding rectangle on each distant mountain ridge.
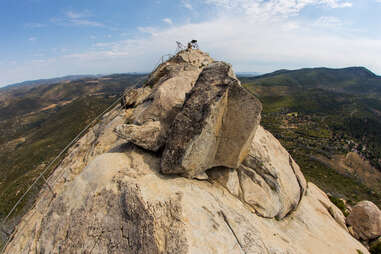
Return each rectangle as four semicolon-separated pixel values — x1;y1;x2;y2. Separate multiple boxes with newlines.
245;66;381;95
0;75;103;91
1;72;149;91
236;71;260;77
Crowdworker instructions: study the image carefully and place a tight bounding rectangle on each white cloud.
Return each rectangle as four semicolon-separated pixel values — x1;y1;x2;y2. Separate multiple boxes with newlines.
51;14;379;75
51;10;105;28
5;0;381;87
314;16;343;27
162;18;173;25
70;19;104;27
204;0;352;18
64;50;129;61
25;22;46;28
65;10;92;19
182;0;193;9
28;37;37;41
138;26;159;36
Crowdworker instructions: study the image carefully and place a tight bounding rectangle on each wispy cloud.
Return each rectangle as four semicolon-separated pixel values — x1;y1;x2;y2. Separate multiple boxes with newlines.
162;18;173;25
138;26;159;36
65;10;92;19
204;0;352;18
64;50;129;61
70;19;104;27
28;37;37;41
25;22;46;28
314;16;343;27
5;0;381;87
182;0;193;10
51;10;105;28
48;0;380;76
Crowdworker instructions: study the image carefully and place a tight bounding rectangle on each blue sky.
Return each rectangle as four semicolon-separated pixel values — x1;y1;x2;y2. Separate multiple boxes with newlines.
0;0;381;86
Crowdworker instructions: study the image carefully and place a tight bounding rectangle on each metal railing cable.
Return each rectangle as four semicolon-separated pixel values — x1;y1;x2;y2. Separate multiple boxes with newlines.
1;93;122;225
0;53;173;253
0;88;138;253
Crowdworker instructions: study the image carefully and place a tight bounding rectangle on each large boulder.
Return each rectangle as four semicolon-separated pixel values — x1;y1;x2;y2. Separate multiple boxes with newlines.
115;49;214;151
346;200;381;241
161;61;262;178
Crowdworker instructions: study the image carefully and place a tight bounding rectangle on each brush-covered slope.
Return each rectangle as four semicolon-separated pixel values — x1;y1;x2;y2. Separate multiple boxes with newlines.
3;49;368;254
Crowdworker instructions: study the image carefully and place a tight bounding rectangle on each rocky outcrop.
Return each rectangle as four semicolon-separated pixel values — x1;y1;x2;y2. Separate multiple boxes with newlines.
346;200;381;242
3;49;369;254
114;121;164;151
115;50;213;151
161;62;262;178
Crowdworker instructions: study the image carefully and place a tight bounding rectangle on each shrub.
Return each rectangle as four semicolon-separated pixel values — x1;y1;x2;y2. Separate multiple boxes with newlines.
328;195;349;217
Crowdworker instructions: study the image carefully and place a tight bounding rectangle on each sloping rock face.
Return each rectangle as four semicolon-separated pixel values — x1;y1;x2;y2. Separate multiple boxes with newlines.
241;126;306;219
4;147;368;254
207;126;307;219
3;49;369;254
346;201;381;242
